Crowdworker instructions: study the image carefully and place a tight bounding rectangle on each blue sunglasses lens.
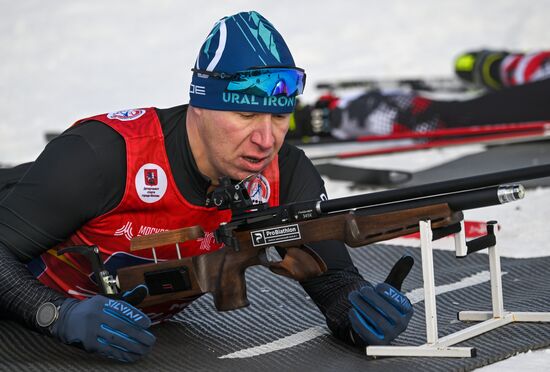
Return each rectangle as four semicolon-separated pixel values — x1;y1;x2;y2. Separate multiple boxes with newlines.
271;79;289;96
226;68;305;97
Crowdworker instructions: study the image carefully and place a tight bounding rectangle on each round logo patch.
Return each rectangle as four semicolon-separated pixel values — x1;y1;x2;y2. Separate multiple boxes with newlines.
107;109;146;121
244;174;271;205
135;163;168;203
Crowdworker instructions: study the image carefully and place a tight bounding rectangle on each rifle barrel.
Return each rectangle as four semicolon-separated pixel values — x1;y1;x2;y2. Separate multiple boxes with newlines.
353;184;524;216
319;164;548;214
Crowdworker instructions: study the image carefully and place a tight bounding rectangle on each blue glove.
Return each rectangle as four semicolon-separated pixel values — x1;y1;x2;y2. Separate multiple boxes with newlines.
348;282;413;346
51;294;156;362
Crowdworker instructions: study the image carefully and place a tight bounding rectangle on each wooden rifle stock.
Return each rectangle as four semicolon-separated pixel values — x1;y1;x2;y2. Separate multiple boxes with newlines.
117;203;459;310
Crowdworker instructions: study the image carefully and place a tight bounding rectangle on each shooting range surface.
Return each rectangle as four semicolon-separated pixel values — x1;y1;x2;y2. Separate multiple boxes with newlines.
1;244;549;371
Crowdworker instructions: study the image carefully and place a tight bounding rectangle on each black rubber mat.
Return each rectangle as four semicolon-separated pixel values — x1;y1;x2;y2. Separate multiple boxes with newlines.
402;140;550;188
1;244;549;371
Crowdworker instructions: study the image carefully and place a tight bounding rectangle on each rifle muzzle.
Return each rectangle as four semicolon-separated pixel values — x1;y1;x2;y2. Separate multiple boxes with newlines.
497;184;525;204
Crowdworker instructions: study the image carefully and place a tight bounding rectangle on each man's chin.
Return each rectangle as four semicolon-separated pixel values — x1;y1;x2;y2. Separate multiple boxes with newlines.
229;166;269;182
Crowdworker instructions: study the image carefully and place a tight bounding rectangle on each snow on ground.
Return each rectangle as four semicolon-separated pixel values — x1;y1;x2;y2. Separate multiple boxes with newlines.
2;0;550;164
2;1;550;369
478;349;550;371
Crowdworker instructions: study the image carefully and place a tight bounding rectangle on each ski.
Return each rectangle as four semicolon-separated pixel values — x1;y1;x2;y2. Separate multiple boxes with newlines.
315;76;479;93
314;163;411;187
355;122;550;142
309;127;550;161
290;121;550;147
44;132;59;142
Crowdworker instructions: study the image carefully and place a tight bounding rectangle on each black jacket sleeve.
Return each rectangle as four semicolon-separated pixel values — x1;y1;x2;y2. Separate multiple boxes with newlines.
278;142;367;345
0;121;125;330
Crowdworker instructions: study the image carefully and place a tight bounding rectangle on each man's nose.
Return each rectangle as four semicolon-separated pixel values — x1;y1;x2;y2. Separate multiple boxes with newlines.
250;115;275;150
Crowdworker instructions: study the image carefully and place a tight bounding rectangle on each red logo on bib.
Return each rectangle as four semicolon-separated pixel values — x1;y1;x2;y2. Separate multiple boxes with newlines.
144;169;158;186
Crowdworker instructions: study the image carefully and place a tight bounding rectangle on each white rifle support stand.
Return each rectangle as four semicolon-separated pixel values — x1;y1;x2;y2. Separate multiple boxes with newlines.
366;219;550;358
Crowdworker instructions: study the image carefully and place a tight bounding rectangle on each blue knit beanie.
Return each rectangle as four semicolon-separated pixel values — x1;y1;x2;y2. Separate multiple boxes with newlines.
189;11;301;114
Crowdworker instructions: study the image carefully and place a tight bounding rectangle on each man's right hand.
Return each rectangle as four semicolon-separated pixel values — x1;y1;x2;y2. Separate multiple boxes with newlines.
50;295;156;362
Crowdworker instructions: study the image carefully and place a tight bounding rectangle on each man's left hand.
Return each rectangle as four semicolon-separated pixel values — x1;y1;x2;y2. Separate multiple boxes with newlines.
348;282;413;346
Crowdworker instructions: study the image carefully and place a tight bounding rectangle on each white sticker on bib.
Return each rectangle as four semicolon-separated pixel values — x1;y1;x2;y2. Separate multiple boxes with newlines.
135;163;168;203
107;109;146;121
244;174;271;205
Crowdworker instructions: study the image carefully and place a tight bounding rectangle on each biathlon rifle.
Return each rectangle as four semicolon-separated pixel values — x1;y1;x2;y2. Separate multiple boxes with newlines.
64;164;550;311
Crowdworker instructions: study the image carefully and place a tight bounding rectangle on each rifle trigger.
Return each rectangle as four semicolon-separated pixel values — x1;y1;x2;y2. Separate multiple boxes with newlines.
259;246;283;265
